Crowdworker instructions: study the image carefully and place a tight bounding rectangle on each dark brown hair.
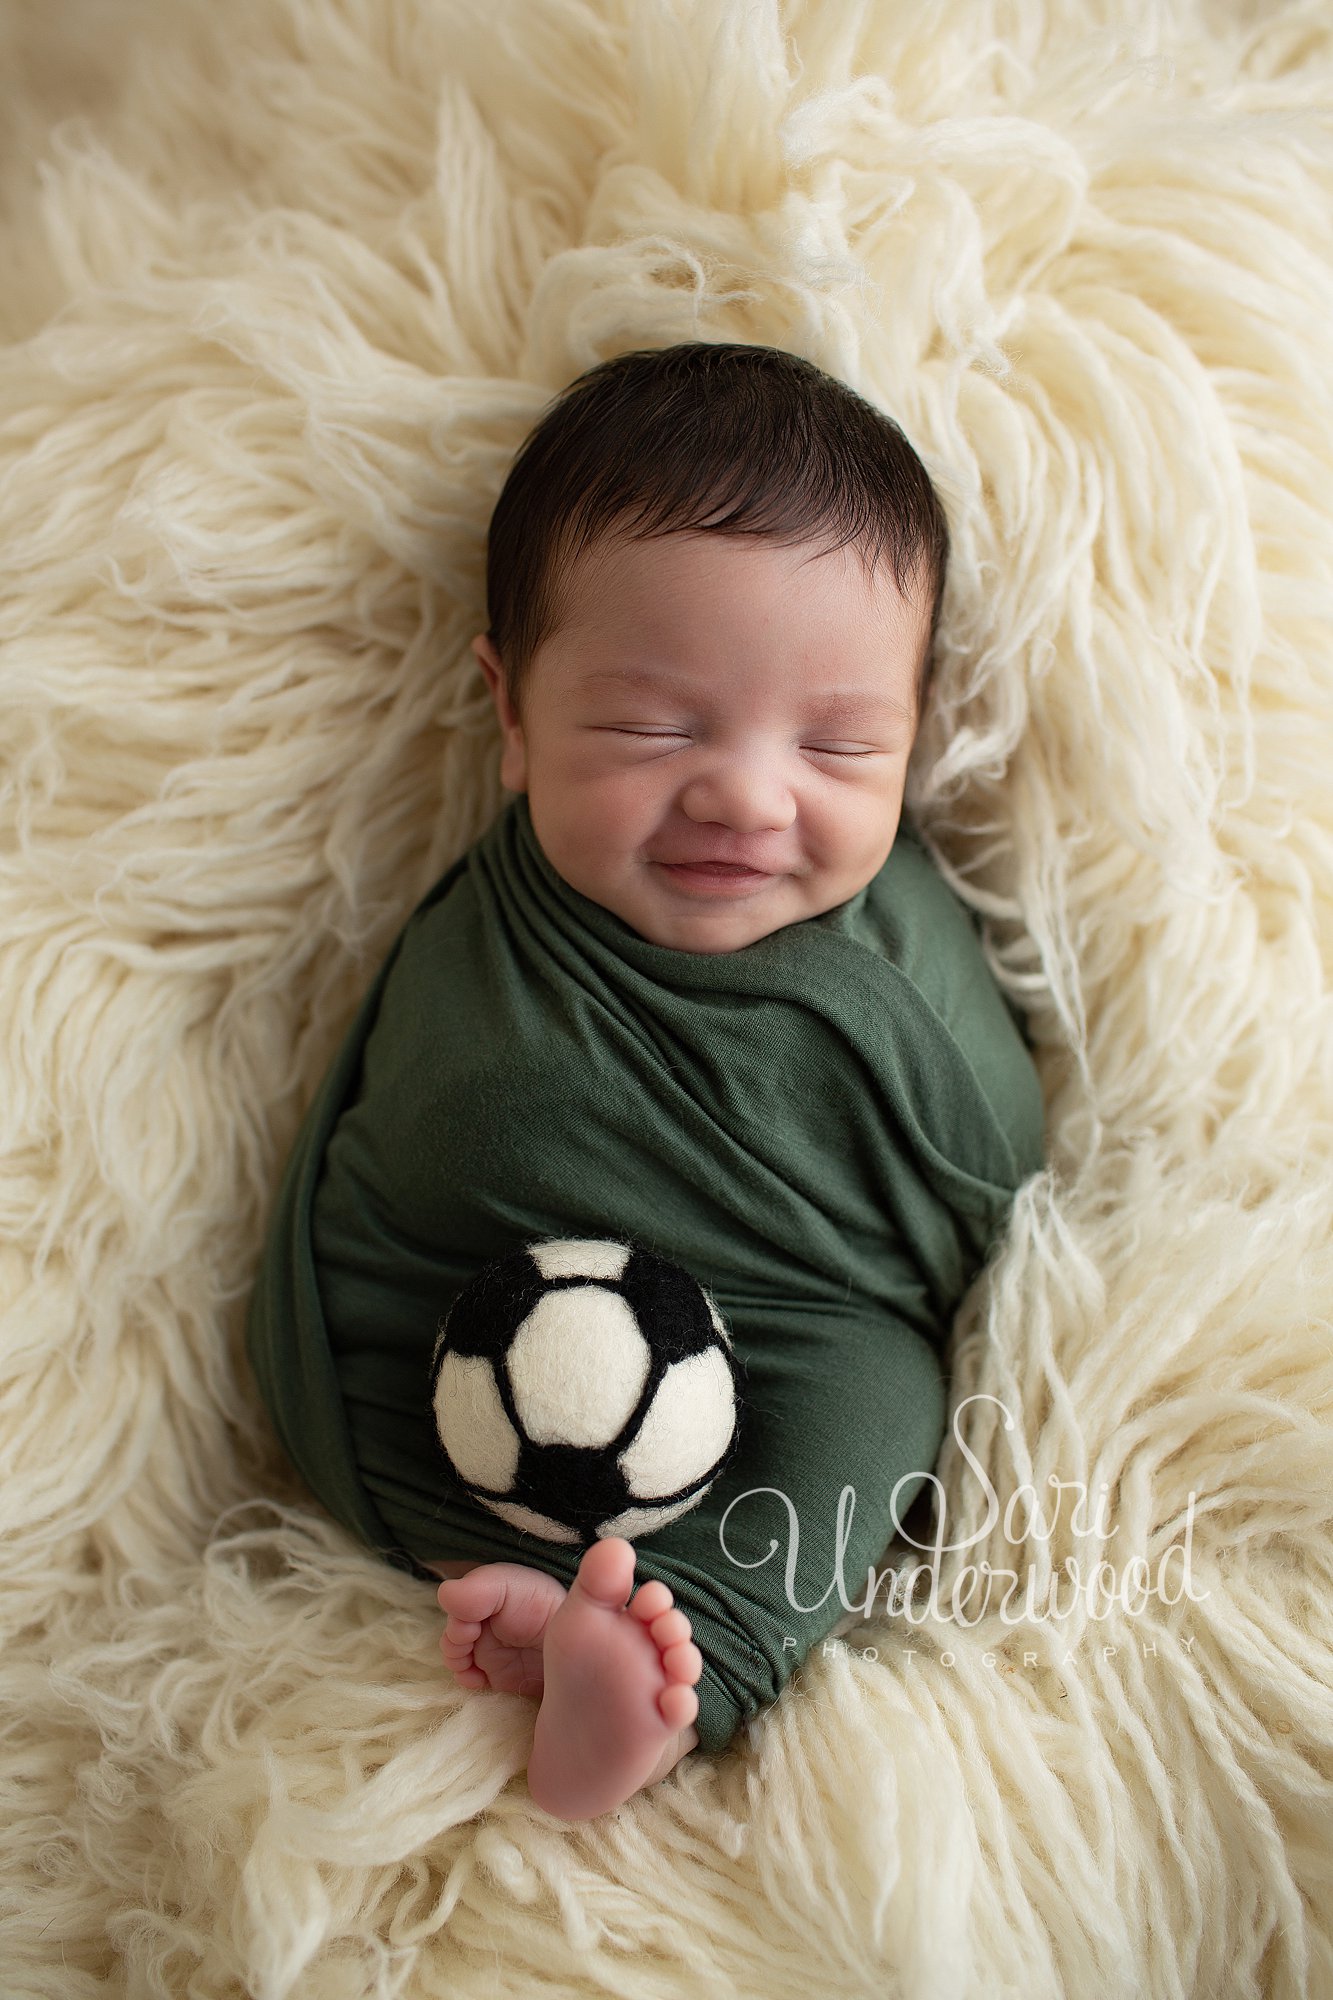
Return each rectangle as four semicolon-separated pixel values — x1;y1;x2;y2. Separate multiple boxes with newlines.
482;341;949;725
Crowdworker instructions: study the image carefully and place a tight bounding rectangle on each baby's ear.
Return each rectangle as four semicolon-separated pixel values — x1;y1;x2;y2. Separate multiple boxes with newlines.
474;636;514;727
472;632;503;686
472;636;529;792
474;634;514;722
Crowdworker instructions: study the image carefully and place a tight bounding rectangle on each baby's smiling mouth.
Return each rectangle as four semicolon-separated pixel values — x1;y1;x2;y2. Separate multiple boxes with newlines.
668;861;765;874
653;851;778;872
655;859;777;895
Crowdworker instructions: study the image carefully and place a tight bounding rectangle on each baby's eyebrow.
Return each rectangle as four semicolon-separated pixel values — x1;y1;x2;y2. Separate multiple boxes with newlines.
577;665;910;723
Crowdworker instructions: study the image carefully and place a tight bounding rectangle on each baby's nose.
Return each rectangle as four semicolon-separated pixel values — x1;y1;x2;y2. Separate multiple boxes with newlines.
679;761;796;832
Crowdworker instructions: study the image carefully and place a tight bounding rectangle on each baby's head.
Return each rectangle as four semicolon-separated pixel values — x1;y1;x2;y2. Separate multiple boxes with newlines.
472;342;949;955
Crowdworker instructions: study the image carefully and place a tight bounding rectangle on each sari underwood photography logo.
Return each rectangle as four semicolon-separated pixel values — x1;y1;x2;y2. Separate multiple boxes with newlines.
716;1394;1209;1661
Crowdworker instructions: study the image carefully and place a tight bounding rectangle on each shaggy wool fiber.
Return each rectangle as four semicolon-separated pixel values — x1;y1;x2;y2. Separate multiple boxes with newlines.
1;0;1331;1994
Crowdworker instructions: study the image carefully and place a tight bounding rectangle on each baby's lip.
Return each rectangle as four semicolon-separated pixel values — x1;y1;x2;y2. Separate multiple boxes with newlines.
658;857;773;872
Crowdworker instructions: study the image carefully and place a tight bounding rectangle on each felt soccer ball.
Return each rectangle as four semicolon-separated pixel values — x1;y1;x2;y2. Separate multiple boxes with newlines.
429;1237;746;1546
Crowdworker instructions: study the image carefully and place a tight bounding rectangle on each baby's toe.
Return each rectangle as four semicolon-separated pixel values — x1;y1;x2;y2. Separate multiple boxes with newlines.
658;1680;700;1730
661;1639;703;1684
629;1579;674;1623
450;1663;489;1687
441;1614;481;1640
439;1629;486;1685
648;1606;692;1651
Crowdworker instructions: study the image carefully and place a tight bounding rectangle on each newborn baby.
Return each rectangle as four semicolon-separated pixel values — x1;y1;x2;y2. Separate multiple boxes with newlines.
245;341;1045;1822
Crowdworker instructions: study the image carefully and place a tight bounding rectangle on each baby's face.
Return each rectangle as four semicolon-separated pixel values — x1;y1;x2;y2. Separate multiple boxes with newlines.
473;530;927;954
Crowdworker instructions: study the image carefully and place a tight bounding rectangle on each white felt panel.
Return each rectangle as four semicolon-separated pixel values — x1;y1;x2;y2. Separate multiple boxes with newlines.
598;1496;706;1540
618;1346;738;1498
528;1239;631;1282
703;1291;735;1347
432;1352;520;1492
477;1497;583;1546
507;1288;651;1446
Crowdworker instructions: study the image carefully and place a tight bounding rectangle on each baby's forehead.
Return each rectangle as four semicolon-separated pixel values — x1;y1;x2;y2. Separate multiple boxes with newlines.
554;523;906;608
550;531;925;679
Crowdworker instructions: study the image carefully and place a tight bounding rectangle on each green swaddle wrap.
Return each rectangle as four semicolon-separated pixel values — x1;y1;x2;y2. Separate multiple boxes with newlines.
245;790;1045;1752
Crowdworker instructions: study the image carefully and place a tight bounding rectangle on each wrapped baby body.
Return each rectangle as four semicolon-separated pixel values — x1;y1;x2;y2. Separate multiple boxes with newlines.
244;791;1045;1755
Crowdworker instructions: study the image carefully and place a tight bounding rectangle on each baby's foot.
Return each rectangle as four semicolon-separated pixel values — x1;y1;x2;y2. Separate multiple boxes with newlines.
437;1562;568;1699
525;1537;703;1822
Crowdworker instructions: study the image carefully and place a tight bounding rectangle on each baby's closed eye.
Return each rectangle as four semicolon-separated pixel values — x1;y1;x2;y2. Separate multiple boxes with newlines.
604;728;883;759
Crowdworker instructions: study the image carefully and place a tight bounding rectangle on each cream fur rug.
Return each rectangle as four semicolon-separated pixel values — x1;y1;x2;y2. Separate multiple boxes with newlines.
2;0;1330;1993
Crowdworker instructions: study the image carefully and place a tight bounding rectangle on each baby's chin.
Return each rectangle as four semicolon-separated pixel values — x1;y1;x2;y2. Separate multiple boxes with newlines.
618;871;828;954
